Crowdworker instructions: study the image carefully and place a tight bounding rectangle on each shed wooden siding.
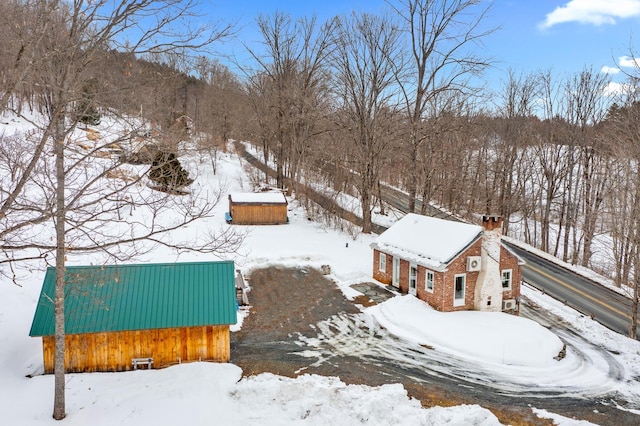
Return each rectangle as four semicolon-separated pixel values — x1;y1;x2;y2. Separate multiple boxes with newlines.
228;197;288;225
41;325;230;373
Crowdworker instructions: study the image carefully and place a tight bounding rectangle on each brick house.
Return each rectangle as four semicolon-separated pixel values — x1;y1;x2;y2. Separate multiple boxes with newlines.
371;214;523;314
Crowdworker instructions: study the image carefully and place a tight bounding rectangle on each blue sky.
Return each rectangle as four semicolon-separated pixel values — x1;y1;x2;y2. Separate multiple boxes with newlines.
206;0;640;90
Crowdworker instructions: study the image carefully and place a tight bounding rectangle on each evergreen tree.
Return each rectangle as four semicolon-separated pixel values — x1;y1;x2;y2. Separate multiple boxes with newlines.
77;79;101;125
148;151;194;192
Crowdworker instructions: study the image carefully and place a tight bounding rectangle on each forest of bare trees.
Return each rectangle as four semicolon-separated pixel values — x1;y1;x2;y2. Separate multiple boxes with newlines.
3;0;640;418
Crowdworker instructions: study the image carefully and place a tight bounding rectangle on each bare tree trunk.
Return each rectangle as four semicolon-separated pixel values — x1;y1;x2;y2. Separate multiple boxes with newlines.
562;150;584;266
553;195;566;258
361;184;373;234
631;241;640;339
377;179;386;215
276;138;285;189
407;138;418;213
53;117;66;420
581;150;608;268
562;167;574;262
631;273;638;339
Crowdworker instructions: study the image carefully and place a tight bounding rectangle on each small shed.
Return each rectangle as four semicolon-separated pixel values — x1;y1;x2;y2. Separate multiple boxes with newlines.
227;192;288;225
29;261;237;373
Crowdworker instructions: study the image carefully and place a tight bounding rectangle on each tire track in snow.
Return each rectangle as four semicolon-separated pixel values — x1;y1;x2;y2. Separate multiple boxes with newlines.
297;311;626;401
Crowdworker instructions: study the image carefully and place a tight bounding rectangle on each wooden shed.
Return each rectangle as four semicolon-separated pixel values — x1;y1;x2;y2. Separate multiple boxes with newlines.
29;261;237;373
227;192;288;225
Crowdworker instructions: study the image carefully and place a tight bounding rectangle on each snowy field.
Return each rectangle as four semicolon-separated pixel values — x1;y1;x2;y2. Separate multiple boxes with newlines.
1;114;640;425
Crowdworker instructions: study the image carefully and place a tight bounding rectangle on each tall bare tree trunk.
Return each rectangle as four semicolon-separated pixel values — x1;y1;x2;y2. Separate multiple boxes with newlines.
631;275;639;339
53;118;66;420
407;137;418;213
632;243;639;339
377;178;386;215
361;185;372;234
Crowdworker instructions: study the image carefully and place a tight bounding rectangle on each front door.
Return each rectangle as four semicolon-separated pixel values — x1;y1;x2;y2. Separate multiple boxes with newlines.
454;274;466;307
392;258;400;288
409;264;417;296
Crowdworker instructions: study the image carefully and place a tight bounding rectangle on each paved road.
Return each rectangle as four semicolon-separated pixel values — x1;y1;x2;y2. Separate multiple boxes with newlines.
378;183;462;222
505;242;639;340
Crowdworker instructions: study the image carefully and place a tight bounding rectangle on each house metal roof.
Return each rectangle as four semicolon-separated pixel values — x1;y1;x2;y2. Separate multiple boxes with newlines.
29;261;237;337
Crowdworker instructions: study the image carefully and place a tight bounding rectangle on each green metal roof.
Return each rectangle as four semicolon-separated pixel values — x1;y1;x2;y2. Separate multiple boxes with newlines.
29;261;237;337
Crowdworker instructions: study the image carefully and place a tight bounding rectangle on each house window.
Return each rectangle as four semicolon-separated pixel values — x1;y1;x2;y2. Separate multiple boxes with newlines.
501;269;512;290
454;274;466;306
425;270;434;292
379;252;386;273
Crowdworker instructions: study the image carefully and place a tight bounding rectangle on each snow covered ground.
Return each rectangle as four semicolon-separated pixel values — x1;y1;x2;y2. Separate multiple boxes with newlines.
1;115;640;424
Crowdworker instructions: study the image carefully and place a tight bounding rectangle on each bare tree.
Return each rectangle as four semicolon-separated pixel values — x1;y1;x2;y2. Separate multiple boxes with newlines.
415;91;473;216
244;72;276;182
606;102;637;291
388;0;494;213
531;71;572;255
0;1;235;420
244;12;334;191
189;56;248;170
331;12;401;233
526;68;611;264
563;67;612;267
492;69;539;235
199;58;245;144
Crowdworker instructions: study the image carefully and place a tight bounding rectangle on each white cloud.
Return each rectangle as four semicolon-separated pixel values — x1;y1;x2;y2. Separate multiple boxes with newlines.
603;81;626;96
600;65;621;75
619;55;640;68
540;0;640;29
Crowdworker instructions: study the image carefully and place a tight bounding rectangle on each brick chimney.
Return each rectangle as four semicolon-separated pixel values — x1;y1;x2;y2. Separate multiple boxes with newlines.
473;215;503;312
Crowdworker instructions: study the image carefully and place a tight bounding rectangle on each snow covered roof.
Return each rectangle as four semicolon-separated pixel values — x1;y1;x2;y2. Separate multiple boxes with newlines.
373;213;482;271
229;192;287;204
